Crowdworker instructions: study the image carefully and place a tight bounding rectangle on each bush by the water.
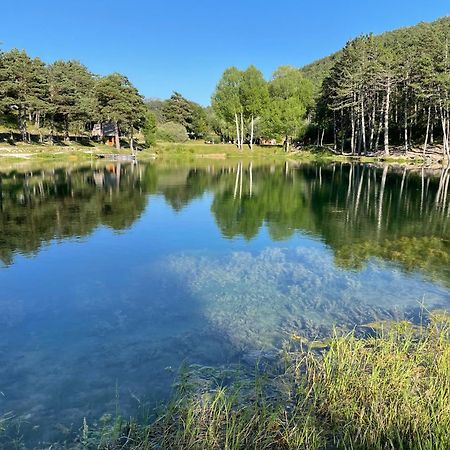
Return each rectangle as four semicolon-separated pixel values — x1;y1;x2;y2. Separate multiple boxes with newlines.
69;312;450;450
156;122;189;143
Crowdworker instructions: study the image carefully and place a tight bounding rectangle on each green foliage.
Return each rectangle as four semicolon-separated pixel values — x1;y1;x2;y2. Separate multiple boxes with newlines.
143;111;157;147
269;66;314;109
189;101;209;138
212;65;313;148
145;97;166;122
0;48;146;146
211;67;243;123
314;17;450;157
240;65;269;119
0;49;47;139
263;97;307;142
156;121;189;142
95;73;146;132
153;91;210;139
263;66;314;145
206;106;235;142
162;91;193;128
47;60;96;137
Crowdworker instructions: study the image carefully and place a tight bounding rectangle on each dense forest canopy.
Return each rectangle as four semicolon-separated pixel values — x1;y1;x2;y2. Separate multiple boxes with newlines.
1;16;450;160
0;50;147;149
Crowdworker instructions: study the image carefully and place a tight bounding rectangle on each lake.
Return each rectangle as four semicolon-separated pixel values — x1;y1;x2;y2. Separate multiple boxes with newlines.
0;159;449;446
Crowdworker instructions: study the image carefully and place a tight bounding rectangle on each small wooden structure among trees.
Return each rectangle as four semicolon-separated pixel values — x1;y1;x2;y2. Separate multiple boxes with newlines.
102;122;118;147
91;122;118;146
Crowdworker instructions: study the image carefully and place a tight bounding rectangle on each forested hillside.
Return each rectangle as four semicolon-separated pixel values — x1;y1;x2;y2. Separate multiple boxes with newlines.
312;16;450;158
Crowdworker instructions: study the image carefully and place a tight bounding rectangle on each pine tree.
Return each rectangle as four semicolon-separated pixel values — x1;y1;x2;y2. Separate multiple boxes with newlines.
0;49;47;141
95;73;146;151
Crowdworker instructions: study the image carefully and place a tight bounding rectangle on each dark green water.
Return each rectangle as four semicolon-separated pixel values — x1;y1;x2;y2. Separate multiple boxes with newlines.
0;160;449;445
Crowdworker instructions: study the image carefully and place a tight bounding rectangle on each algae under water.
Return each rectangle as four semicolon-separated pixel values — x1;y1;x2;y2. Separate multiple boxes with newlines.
0;160;448;445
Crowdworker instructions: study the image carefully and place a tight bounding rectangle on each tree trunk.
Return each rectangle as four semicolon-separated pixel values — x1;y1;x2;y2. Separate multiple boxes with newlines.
369;99;376;152
18;106;27;142
375;97;385;153
361;95;367;155
357;113;362;156
447;105;450;160
114;121;120;150
384;79;391;156
440;105;448;159
333;111;337;151
284;136;290;152
430;120;434;145
49;115;55;146
404;94;408;152
351;104;356;155
64;116;70;142
423;105;431;157
130;128;135;155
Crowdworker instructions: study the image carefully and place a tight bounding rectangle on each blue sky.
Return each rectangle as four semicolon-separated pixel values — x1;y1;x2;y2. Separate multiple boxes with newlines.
1;1;448;105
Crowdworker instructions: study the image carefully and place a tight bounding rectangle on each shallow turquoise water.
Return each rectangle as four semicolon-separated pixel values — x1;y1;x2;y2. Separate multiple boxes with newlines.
0;160;449;445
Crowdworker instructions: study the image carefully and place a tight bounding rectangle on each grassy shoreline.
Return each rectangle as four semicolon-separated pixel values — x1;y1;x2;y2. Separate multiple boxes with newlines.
0;141;446;167
2;314;448;449
81;313;450;450
79;314;450;449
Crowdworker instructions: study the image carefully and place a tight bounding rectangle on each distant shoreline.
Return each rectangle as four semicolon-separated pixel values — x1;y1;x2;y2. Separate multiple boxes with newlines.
1;141;449;168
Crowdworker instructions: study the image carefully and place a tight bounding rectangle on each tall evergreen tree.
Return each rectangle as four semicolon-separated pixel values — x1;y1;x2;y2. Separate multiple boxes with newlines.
46;60;96;142
95;73;146;151
0;49;47;141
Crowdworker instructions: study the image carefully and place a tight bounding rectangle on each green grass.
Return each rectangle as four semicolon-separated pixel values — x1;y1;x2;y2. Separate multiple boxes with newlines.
65;312;450;450
153;142;433;165
0;135;433;166
153;141;289;159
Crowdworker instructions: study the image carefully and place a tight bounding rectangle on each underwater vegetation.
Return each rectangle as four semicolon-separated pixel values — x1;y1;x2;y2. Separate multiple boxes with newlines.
160;246;450;349
39;312;450;450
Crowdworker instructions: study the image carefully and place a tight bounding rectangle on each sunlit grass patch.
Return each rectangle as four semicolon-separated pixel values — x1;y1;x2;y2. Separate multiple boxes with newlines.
73;313;449;449
296;314;450;449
